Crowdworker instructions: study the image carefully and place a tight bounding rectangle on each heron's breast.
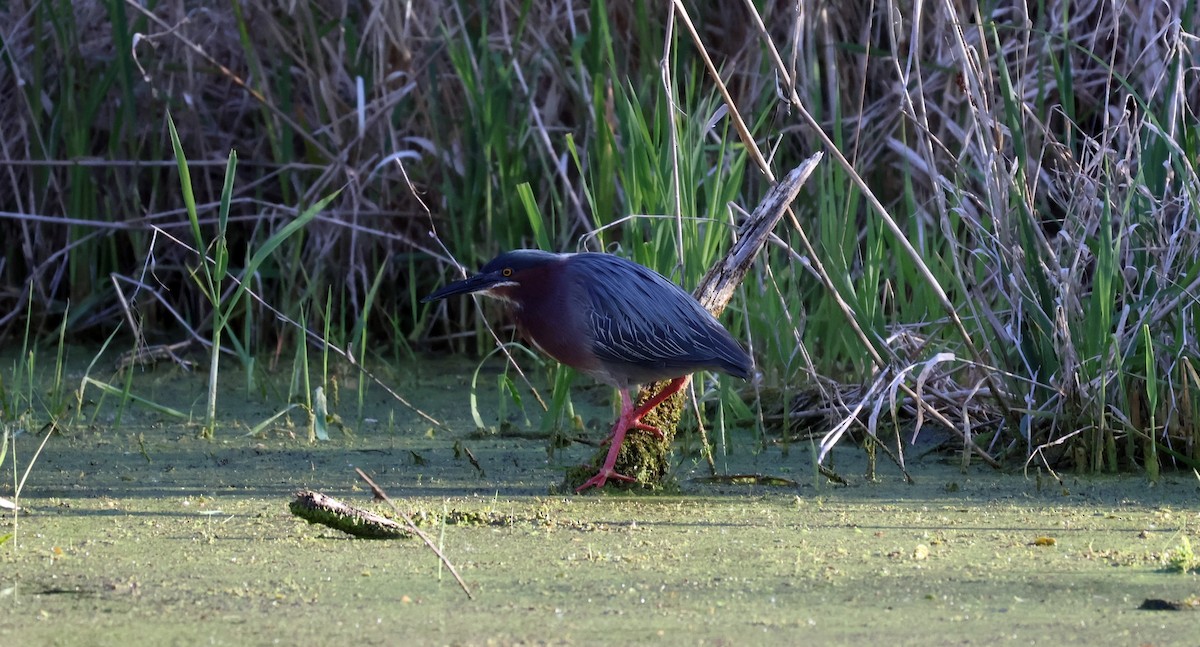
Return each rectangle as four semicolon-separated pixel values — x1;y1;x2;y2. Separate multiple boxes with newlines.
509;279;606;380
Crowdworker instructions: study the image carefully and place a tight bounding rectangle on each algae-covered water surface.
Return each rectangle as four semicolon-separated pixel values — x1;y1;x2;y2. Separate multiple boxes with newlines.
2;351;1198;645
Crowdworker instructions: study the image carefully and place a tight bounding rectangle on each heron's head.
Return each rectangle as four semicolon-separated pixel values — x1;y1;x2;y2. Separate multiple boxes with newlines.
422;250;565;303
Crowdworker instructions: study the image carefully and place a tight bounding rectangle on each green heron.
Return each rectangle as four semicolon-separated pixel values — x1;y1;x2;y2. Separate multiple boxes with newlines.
423;250;752;491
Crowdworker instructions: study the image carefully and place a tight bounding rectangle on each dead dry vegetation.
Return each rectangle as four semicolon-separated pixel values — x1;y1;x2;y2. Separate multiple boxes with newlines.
0;0;1197;475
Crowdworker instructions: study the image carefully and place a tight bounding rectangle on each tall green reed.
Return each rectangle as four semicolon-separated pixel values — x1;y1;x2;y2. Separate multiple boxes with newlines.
168;113;336;437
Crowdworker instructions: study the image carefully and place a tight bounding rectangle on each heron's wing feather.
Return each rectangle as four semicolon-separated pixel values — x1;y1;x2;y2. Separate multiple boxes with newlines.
570;254;750;379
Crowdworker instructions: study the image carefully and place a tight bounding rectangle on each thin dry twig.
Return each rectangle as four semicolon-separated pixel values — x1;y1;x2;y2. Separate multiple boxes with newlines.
354;468;474;600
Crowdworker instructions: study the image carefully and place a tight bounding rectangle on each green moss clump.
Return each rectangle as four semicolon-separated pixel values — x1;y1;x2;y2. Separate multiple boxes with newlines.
562;379;685;492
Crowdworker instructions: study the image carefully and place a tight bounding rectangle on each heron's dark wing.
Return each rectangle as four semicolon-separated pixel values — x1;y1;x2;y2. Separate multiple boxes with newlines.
569;254;751;382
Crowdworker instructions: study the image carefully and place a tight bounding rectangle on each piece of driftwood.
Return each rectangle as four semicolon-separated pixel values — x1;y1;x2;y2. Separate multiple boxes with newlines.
564;154;824;491
289;490;411;539
691;154;824;318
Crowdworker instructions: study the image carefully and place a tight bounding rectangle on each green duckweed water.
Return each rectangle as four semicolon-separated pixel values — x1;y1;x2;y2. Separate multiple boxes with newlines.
2;350;1198;645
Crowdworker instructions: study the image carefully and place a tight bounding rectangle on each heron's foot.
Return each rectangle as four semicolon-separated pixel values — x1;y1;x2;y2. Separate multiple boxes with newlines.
599;423;663;445
575;467;637;492
632;421;665;439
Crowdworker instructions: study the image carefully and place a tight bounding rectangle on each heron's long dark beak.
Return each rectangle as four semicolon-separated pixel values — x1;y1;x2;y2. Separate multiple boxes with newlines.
422;271;510;302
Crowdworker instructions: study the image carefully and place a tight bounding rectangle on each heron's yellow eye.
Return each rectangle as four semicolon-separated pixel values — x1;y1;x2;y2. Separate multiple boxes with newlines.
502;268;513;277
